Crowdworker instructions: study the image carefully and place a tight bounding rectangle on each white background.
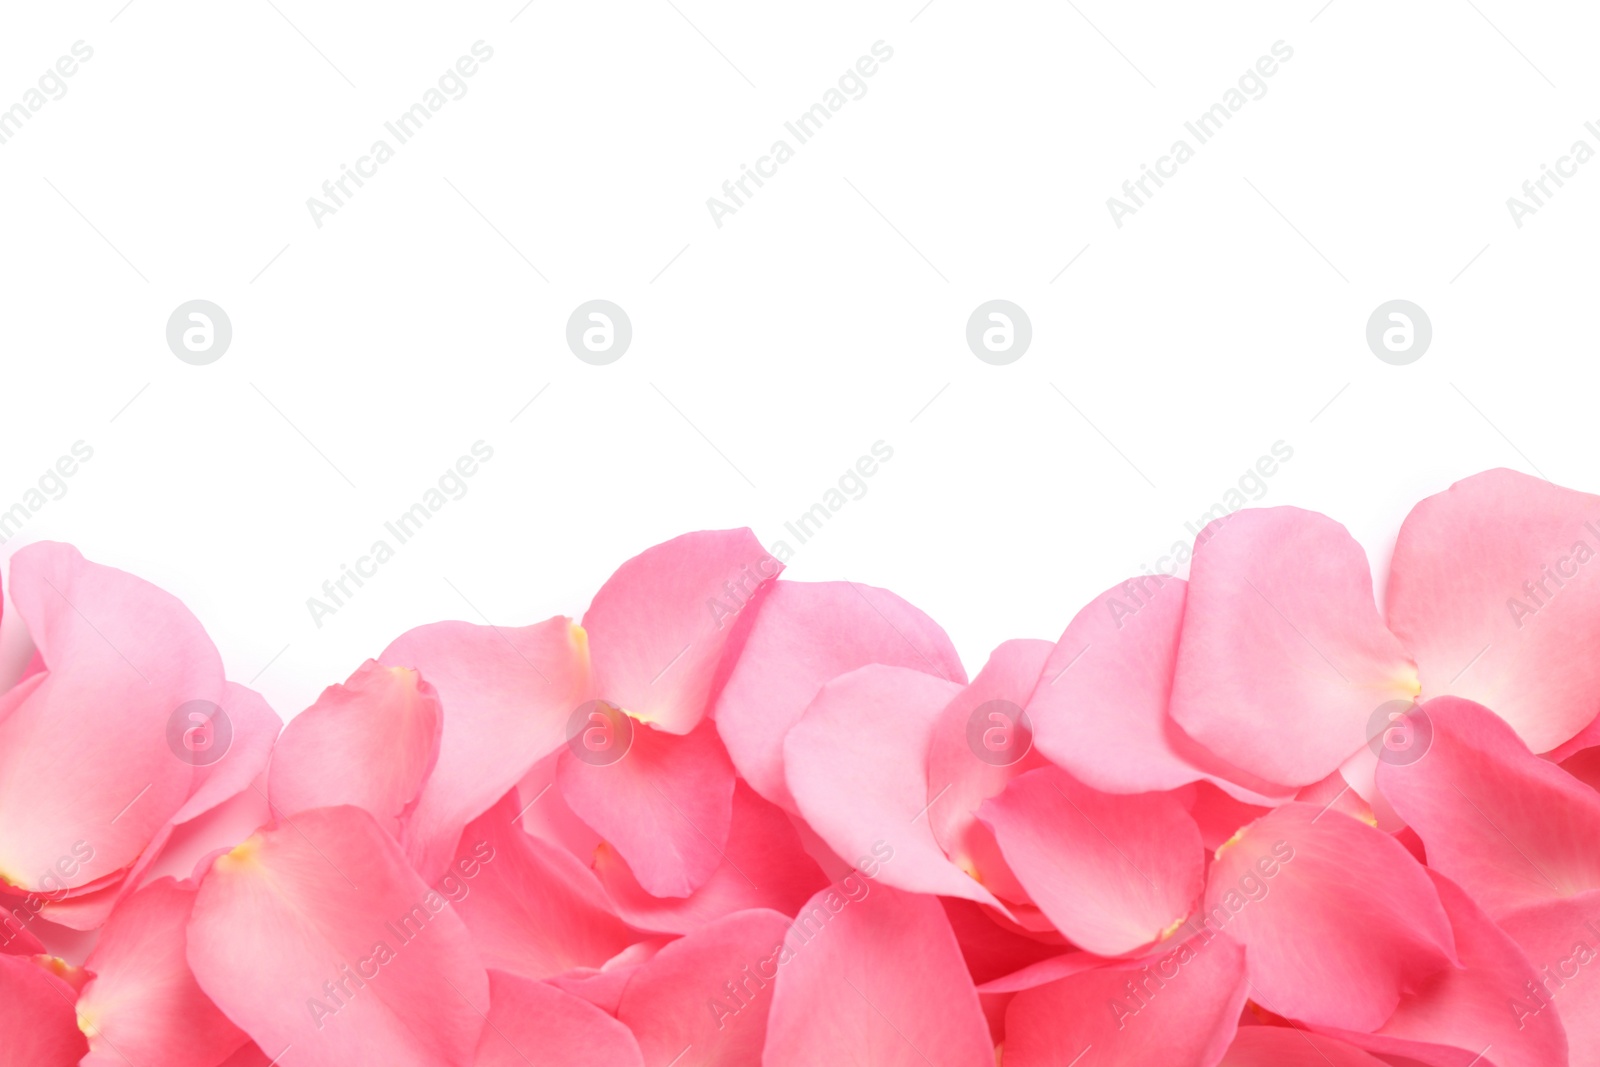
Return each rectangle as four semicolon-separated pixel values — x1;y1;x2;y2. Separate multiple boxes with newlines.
2;0;1597;721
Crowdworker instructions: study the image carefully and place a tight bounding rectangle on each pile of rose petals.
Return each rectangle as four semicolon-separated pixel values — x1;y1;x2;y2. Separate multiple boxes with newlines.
6;467;1600;1066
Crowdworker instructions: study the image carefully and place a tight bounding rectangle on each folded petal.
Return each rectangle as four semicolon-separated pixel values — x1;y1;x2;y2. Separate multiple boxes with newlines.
1202;803;1456;1031
449;793;633;981
583;529;781;736
379;616;588;881
76;879;246;1067
713;580;965;809
925;639;1053;905
187;806;489;1067
1220;1028;1388;1066
0;953;88;1067
785;665;1002;908
475;970;644;1067
1314;869;1567;1067
172;681;282;827
270;661;441;838
1389;468;1600;752
1378;695;1600;917
0;543;225;890
981;767;1204;956
616;908;793;1067
765;883;993;1067
560;718;736;897
1003;933;1247;1067
1169;509;1417;787
595;781;827;935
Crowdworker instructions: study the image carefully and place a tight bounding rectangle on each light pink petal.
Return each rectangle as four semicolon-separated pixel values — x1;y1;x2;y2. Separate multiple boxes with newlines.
449;793;633;980
1169;508;1418;787
784;664;1002;908
0;543;225;890
1003;933;1247;1067
76;878;246;1067
980;767;1204;956
583;528;781;736
1389;468;1600;752
617;908;793;1067
0;953;88;1067
187;806;489;1067
1378;695;1600;917
172;681;280;824
559;718;736;898
475;970;644;1067
1028;576;1218;794
1314;869;1567;1067
270;660;441;837
1203;803;1456;1031
1498;890;1600;1065
379;616;588;881
712;579;965;809
925;639;1053;904
765;883;993;1067
595;781;828;934
1220;1028;1388;1066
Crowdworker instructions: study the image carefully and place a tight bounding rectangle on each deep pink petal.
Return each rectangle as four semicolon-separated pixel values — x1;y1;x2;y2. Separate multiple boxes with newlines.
379;616;588;881
0;543;224;891
449;793;633;981
595;781;828;934
1498;890;1600;1065
712;580;965;808
764;883;993;1067
1202;803;1456;1031
784;664;1002;908
1389;468;1600;752
270;660;441;838
1314;869;1567;1067
187;806;489;1067
76;879;246;1067
980;767;1204;956
559;719;736;898
0;953;88;1067
1378;695;1600;917
616;909;793;1067
1169;508;1417;787
1003;933;1247;1067
583;528;781;736
1220;1028;1388;1066
475;970;644;1067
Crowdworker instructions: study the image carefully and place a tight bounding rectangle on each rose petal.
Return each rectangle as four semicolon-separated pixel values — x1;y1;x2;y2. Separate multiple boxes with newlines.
1389;468;1600;753
713;580;965;809
764;883;993;1067
270;661;441;838
1169;509;1417;788
583;529;781;736
187;806;489;1067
